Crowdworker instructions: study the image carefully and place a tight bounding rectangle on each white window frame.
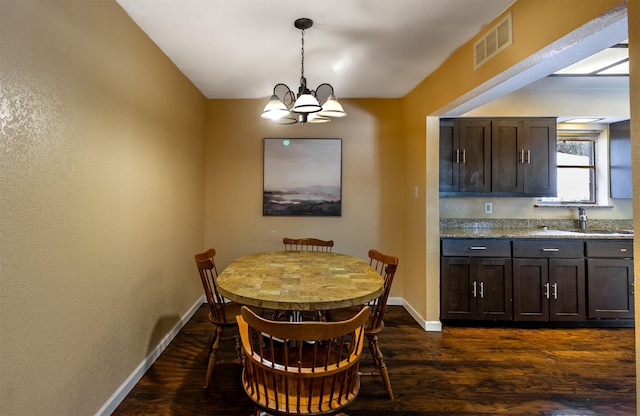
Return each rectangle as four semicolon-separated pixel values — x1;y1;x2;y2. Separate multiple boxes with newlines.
536;128;610;207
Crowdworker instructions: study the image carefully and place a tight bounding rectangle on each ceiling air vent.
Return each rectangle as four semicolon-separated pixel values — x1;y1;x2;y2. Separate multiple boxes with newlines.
474;12;513;69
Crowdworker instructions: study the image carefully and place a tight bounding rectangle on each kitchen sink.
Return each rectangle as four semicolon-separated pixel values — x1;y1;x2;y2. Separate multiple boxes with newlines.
574;229;634;235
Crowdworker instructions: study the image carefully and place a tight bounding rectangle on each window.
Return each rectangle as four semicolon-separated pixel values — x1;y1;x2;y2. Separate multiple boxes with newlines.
539;130;602;205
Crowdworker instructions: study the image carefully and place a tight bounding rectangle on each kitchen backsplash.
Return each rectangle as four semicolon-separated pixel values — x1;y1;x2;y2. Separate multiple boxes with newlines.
440;218;633;231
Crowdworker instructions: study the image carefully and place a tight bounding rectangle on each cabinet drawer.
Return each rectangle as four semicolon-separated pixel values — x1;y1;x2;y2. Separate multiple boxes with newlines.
441;239;511;257
586;241;633;258
512;240;583;258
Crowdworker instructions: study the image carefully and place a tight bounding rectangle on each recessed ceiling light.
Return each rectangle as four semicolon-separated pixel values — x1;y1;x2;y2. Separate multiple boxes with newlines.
563;118;604;124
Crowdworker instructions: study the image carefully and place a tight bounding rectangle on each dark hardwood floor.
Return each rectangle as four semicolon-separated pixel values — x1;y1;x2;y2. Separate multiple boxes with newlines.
113;305;636;415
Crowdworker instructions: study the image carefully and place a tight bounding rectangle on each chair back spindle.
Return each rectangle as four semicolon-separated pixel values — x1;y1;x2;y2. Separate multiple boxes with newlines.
283;237;334;252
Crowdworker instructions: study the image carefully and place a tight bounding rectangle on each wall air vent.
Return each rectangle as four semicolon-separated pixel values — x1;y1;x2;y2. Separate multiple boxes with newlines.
474;12;513;69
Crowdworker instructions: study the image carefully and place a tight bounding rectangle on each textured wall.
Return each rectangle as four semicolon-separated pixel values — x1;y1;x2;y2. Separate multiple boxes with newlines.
0;1;206;414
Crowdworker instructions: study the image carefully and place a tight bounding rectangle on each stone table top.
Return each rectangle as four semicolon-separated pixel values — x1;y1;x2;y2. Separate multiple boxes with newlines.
216;251;384;311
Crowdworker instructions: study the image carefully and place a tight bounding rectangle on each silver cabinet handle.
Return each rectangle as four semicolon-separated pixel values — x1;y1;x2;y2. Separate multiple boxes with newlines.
544;282;550;299
479;281;484;298
455;149;460;163
472;280;477;298
552;283;558;299
519;149;525;164
461;149;466;163
526;150;531;164
620;248;628;253
469;246;487;250
542;248;560;252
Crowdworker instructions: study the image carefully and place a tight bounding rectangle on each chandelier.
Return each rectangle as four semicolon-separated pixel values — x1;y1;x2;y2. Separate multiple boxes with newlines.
261;18;347;125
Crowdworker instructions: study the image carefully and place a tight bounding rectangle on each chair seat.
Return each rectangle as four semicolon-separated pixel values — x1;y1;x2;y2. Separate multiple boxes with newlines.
208;301;244;327
325;306;364;322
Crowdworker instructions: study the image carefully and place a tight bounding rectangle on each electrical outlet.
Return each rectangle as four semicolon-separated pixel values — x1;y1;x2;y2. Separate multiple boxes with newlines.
484;202;493;214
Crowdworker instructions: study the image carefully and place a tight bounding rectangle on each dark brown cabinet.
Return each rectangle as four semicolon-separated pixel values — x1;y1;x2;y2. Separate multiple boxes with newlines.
491;118;557;196
609;120;631;199
512;240;585;322
440;117;556;196
441;237;633;327
439;119;491;193
586;240;634;319
441;239;512;320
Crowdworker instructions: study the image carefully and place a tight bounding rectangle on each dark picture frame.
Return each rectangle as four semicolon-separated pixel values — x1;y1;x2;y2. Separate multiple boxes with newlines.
263;138;342;216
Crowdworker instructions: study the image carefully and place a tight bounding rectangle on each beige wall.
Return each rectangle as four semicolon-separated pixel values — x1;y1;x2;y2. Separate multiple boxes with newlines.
203;98;406;296
0;1;207;414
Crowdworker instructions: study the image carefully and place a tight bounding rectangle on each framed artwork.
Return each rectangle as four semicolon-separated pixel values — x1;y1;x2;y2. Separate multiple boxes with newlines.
263;138;342;216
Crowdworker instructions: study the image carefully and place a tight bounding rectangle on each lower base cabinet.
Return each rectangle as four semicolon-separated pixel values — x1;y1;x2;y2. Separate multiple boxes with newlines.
441;257;512;320
513;258;585;322
587;259;634;319
441;238;634;327
586;241;634;320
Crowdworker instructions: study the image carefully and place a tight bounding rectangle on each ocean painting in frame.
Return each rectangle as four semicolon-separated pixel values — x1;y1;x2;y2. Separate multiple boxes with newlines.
263;138;342;216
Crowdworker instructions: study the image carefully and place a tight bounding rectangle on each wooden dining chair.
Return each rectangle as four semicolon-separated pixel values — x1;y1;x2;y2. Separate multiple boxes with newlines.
236;305;370;416
327;249;399;400
194;248;243;389
283;237;334;252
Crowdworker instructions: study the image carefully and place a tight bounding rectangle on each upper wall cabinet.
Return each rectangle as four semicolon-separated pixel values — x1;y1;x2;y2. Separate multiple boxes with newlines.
439;119;491;193
440;117;557;197
609;119;631;199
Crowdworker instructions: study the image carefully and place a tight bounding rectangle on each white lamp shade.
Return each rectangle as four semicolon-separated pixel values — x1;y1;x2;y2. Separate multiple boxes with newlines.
270;112;298;124
292;93;322;114
261;95;291;120
318;95;346;117
307;112;330;123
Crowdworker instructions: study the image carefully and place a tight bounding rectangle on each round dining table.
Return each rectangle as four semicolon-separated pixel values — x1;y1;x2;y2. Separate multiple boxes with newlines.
216;251;383;312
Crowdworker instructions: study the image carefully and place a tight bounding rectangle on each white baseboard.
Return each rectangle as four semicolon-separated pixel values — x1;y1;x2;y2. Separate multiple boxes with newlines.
397;297;442;332
95;296;205;416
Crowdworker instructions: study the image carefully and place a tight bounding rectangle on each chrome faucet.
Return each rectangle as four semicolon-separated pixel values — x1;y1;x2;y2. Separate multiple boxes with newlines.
578;207;588;230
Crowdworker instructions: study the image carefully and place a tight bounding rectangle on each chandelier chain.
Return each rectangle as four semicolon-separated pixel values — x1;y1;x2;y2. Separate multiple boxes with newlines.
300;28;305;83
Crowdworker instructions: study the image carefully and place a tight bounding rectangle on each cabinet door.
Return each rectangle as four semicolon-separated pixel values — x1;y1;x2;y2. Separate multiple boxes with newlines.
440;257;474;319
491;119;524;193
587;258;634;319
476;257;513;320
439;119;456;192
610;120;632;198
513;258;548;321
549;259;585;321
457;119;491;193
523;118;557;196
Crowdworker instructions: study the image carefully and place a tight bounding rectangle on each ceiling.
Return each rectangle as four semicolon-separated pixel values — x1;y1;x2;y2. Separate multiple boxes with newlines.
115;0;629;125
115;0;516;99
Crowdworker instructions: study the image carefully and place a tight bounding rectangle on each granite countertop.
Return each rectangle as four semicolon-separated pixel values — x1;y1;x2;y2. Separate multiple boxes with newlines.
440;227;633;239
